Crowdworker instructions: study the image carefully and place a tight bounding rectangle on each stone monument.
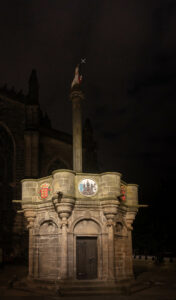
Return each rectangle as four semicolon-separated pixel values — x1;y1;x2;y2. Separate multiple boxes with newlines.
20;65;138;294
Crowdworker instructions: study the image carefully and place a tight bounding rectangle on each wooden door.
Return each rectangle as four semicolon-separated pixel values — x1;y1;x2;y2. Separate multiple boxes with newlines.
76;237;97;280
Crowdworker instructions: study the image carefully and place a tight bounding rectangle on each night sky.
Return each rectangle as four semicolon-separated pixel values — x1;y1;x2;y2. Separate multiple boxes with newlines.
0;0;176;252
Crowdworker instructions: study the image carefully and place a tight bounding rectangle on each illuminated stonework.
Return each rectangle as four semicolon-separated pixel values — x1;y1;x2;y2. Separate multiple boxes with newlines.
78;178;98;196
21;170;138;294
39;183;51;200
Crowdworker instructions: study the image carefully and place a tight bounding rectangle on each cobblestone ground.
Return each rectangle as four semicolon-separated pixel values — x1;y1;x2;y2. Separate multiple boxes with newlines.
0;260;176;299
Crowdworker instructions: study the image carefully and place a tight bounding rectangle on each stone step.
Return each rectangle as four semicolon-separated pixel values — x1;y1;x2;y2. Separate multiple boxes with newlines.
57;287;129;296
58;281;131;295
13;278;132;296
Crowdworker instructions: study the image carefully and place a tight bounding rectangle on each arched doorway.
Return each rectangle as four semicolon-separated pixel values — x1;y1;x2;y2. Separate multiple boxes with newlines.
38;220;58;279
45;158;69;176
74;219;101;280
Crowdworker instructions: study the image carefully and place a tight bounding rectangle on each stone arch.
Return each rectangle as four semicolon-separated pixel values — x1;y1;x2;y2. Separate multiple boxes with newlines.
39;220;58;235
73;218;101;235
70;216;103;234
34;216;59;234
38;219;59;279
71;218;103;280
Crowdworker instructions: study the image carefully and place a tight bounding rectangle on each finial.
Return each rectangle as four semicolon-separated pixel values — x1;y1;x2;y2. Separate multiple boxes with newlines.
71;65;82;88
71;59;86;88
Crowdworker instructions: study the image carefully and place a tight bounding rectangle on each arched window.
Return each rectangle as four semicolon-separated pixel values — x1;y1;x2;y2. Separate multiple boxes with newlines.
47;159;68;175
0;125;14;210
0;125;15;254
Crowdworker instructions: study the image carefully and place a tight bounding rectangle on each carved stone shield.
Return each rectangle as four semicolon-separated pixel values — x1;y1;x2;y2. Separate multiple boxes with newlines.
39;183;51;200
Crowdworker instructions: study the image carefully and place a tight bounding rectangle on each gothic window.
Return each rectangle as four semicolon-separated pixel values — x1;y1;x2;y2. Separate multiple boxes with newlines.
0;126;14;209
47;159;68;175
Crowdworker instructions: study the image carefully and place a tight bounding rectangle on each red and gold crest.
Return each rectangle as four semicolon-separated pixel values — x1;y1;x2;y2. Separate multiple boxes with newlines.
120;185;126;201
39;183;51;200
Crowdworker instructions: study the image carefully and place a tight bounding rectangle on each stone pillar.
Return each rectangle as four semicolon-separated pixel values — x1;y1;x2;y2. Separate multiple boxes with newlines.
107;220;115;280
52;170;76;280
126;229;133;277
70;87;84;172
125;209;138;277
28;227;33;277
61;218;68;279
23;210;36;278
126;184;138;206
100;172;121;281
33;236;39;279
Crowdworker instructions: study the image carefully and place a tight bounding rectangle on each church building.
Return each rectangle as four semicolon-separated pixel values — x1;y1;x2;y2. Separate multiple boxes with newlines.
20;66;138;294
0;69;97;260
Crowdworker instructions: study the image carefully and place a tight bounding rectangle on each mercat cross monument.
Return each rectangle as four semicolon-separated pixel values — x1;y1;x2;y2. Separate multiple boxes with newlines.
20;64;139;294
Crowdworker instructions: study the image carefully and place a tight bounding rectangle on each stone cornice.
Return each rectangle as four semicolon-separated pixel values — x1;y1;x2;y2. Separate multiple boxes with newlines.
52;169;76;175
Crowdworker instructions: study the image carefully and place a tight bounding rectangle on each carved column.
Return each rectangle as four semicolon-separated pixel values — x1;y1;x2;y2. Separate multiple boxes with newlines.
101;201;119;280
24;210;36;278
52;192;75;280
107;219;115;280
125;209;138;277
31;131;39;178
52;170;75;279
100;172;121;281
60;216;68;279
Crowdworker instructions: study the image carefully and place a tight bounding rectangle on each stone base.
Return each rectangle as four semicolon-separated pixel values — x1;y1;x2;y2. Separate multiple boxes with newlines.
13;276;135;296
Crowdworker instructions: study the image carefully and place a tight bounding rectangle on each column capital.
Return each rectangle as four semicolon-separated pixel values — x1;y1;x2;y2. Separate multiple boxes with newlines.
125;210;138;230
69;85;84;101
23;209;36;229
106;219;116;227
60;218;68;228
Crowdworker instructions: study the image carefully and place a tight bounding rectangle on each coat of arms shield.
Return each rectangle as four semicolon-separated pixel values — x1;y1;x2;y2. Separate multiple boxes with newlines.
39;183;51;199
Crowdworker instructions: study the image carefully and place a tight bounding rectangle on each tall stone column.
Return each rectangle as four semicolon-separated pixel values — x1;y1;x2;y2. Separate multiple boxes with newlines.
70;86;84;172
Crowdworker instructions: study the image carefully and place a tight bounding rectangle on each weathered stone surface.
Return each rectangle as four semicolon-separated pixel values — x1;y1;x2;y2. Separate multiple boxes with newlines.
21;170;138;289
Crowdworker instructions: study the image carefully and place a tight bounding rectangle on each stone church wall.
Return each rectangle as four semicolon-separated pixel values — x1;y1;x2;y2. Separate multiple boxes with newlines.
39;135;72;177
0;96;26;198
0;93;73;258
